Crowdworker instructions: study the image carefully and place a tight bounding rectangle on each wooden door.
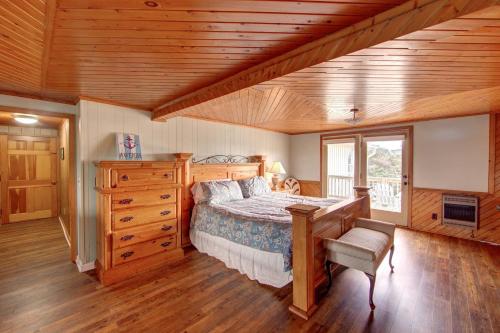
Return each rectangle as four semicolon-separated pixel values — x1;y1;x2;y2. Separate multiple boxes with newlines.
1;135;58;223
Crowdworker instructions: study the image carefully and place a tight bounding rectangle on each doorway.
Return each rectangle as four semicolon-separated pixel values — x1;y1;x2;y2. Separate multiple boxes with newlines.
322;127;412;226
0;110;76;260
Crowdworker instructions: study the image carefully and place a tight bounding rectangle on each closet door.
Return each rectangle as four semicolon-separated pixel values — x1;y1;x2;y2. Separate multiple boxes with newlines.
5;136;58;223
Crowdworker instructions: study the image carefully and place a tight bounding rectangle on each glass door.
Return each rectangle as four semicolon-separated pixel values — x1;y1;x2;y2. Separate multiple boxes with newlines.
323;138;359;199
361;135;408;226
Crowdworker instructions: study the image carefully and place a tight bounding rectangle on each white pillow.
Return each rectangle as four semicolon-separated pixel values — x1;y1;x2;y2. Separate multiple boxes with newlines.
237;176;271;198
201;180;244;204
191;179;230;204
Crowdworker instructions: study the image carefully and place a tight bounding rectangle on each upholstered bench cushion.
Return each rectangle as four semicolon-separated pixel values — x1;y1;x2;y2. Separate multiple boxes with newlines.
338;228;389;260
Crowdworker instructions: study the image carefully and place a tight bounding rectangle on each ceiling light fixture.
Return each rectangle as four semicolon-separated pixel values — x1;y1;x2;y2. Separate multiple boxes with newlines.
344;108;362;125
14;114;38;125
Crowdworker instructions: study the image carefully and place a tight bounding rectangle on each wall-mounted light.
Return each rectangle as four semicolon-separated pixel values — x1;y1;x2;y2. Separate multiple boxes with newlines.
14;114;38;125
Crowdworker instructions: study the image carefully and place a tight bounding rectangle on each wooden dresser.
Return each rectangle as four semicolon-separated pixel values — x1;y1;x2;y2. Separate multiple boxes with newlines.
94;161;184;285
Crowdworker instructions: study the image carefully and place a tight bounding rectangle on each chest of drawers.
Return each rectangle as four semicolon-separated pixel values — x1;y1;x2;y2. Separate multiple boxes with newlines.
94;161;184;285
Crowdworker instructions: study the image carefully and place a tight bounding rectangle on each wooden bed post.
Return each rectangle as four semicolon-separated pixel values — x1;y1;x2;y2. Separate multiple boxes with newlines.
175;153;193;247
251;155;266;176
353;186;371;218
285;204;321;320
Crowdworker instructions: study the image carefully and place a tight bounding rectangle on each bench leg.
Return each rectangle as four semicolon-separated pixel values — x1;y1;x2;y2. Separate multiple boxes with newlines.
389;245;395;273
365;273;376;310
324;260;333;291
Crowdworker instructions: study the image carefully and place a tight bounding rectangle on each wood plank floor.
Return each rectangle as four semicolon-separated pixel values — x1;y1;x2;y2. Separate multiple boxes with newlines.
0;218;498;333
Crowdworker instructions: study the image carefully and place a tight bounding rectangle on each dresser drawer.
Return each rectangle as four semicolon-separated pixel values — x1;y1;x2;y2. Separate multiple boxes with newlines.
112;188;176;210
111;168;176;188
112;219;177;249
113;204;177;230
113;235;177;266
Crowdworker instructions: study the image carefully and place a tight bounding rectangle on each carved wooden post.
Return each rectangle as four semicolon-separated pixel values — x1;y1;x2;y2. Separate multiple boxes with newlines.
285;204;321;320
175;153;193;247
353;186;371;218
251;155;266;177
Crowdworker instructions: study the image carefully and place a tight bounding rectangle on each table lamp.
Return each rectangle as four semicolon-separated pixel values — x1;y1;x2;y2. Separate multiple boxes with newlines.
269;161;286;190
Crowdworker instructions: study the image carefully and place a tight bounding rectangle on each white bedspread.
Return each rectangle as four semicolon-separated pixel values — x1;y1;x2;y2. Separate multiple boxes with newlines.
209;192;340;222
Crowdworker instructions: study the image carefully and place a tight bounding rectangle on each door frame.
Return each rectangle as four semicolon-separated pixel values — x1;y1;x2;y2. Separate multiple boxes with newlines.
320;126;414;228
0;106;77;261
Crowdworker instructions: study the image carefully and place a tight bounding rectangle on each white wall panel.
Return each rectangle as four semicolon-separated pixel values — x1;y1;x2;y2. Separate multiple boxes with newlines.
78;100;290;263
414;115;489;192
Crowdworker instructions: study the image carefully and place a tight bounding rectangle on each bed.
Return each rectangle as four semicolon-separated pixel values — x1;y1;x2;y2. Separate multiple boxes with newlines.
190;192;341;287
176;153;371;319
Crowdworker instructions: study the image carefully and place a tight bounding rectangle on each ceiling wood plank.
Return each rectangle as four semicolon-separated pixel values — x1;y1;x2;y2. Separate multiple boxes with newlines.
152;0;498;119
41;0;56;91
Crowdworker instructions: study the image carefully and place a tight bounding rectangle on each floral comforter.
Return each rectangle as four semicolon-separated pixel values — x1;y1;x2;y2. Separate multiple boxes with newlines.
191;192;340;271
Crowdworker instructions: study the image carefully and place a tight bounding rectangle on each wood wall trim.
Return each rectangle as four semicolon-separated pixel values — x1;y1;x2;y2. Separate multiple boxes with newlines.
0;90;75;106
78;96;152;112
489;113;496;194
152;0;497;119
412;187;491;196
290;111;494;136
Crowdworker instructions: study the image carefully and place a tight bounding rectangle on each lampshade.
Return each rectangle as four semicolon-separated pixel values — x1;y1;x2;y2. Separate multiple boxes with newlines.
269;161;286;174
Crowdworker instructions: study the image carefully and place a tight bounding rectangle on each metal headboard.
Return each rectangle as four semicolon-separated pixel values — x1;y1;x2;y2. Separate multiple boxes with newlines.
192;154;253;164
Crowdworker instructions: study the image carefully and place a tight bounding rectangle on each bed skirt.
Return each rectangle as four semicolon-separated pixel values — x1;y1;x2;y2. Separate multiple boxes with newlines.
190;229;293;288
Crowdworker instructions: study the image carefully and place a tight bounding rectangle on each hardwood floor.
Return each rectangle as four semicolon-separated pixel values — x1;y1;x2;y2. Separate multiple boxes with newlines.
0;219;498;333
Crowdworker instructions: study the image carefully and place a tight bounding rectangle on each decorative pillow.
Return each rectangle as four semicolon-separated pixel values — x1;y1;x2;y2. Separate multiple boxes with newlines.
238;176;271;198
191;179;230;204
201;180;244;204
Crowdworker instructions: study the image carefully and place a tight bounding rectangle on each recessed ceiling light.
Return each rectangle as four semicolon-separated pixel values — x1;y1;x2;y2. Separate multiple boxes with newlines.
144;1;158;7
14;114;38;125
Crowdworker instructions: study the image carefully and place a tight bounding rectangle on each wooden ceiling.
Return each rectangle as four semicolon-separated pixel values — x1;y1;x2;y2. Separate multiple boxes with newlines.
0;0;407;109
177;7;500;133
0;0;499;134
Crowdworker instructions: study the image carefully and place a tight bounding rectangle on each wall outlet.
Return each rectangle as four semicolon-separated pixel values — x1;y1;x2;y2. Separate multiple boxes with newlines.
432;213;438;220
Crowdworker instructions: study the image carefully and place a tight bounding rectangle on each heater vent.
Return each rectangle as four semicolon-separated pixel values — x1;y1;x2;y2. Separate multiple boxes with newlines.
442;194;478;229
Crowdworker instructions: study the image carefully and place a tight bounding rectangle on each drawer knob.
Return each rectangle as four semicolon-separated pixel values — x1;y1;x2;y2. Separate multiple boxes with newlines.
160;210;171;216
120;251;134;259
120;235;134;241
163;173;170;178
161;225;173;231
120;216;134;222
160;194;171;200
161;241;172;248
121;175;129;181
119;198;133;205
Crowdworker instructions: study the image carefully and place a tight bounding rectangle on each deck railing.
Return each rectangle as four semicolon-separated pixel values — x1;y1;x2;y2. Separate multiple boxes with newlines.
328;175;402;212
327;175;354;199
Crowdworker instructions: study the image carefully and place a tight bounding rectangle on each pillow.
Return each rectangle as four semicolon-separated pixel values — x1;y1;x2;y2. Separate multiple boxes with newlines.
191;179;230;204
238;176;271;198
201;180;244;204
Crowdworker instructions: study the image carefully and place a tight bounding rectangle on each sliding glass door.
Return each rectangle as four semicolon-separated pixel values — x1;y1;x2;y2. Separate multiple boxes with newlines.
323;132;409;226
